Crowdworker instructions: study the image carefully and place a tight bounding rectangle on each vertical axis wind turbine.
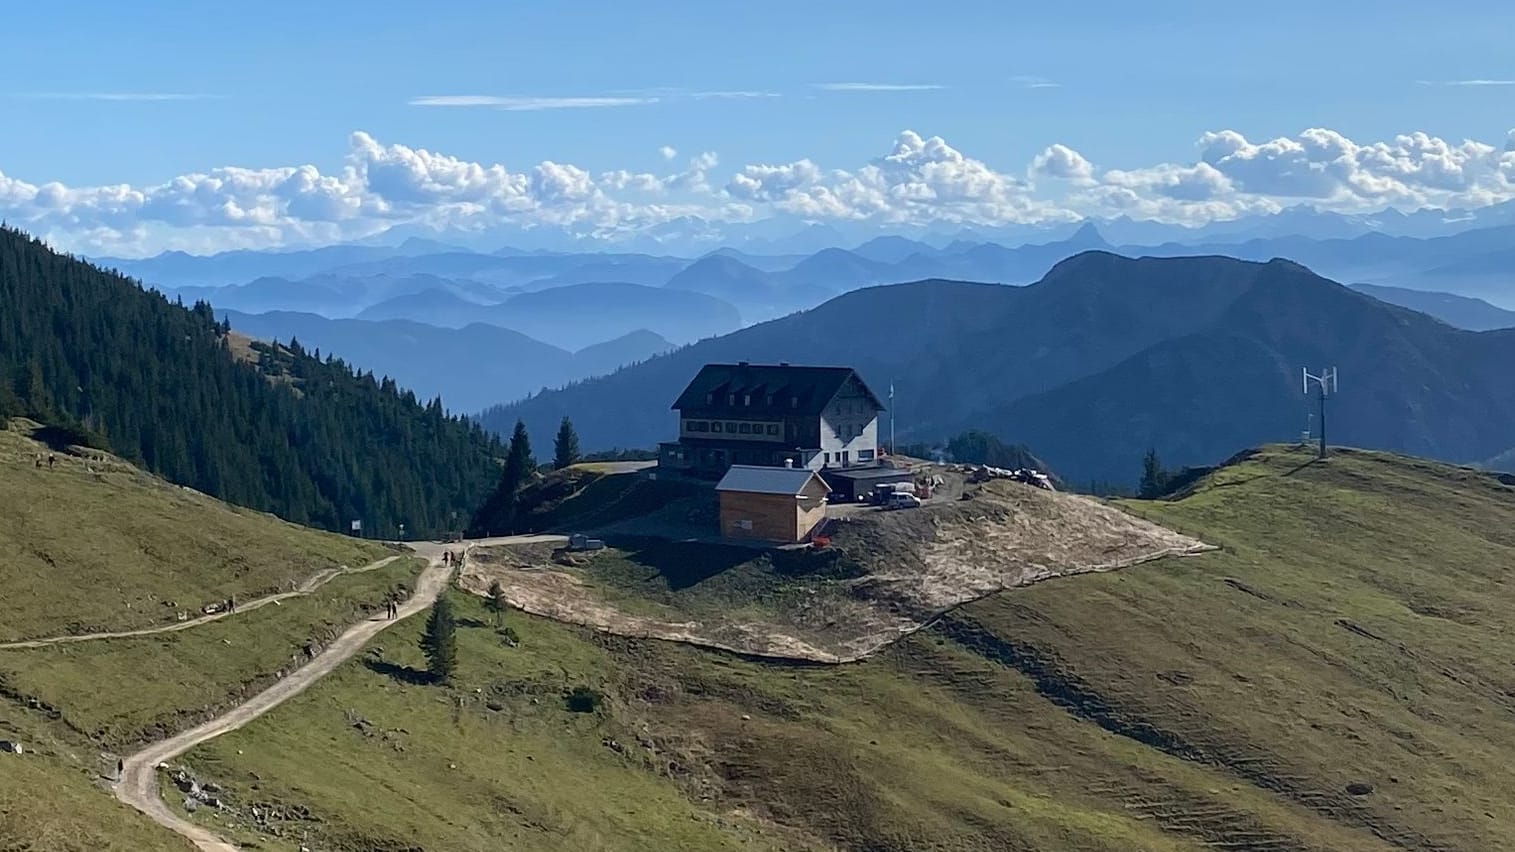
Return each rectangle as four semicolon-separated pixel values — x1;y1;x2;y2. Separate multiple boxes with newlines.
1302;367;1338;459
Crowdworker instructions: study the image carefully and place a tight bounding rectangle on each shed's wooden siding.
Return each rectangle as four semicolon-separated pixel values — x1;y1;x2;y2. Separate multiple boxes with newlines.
719;485;827;542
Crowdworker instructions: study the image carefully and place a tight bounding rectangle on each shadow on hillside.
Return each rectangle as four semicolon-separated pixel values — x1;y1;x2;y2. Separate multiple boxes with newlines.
1282;457;1321;478
607;536;758;590
363;657;432;686
456;617;488;629
29;424;109;453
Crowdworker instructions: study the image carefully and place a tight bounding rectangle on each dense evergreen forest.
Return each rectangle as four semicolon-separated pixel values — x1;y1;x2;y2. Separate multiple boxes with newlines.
0;225;502;537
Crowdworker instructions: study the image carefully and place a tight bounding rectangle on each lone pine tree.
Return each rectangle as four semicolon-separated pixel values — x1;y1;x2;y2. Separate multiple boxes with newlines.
554;416;581;470
487;579;508;627
470;419;535;535
420;597;459;684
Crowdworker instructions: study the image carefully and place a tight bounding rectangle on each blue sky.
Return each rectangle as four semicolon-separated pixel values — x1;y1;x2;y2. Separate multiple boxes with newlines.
2;0;1512;255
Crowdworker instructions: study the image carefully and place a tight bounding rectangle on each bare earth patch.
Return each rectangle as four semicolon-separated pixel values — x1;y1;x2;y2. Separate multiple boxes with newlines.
461;479;1214;663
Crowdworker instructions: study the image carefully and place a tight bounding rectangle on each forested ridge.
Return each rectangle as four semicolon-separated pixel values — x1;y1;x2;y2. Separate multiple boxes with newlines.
0;225;501;537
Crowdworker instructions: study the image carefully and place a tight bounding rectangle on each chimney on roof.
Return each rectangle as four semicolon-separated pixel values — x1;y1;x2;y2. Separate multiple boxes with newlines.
784;458;794;468
738;360;750;366
779;361;790;366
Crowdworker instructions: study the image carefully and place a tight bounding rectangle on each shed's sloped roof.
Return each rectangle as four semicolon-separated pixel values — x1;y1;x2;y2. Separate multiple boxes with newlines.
671;363;883;415
716;464;830;496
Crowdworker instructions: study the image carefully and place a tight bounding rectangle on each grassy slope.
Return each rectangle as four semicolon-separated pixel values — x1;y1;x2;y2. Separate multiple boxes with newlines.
0;421;423;851
176;445;1515;851
184;592;796;852
969;445;1515;851
0;558;420;749
0;420;390;640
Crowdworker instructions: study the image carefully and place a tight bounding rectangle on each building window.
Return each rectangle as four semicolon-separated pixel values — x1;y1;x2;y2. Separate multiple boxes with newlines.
739;423;751;434
765;424;779;436
790;397;798;408
728;394;736;406
859;449;875;461
693;421;709;432
743;394;751;406
706;393;714;405
765;395;774;406
711;422;723;433
823;452;831;464
727;422;738;433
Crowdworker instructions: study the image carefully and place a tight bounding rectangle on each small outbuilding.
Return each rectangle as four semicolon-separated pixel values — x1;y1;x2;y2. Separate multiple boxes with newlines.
820;464;914;503
715;464;831;543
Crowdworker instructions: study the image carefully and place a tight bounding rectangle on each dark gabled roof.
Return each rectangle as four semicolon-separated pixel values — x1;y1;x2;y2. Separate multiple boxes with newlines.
716;465;830;496
671;363;884;415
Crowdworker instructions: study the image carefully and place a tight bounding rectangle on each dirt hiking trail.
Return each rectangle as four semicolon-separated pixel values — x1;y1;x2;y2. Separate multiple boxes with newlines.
0;555;403;650
112;535;559;852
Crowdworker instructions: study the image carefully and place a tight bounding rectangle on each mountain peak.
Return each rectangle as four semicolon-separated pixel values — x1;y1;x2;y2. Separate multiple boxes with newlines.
1067;221;1109;247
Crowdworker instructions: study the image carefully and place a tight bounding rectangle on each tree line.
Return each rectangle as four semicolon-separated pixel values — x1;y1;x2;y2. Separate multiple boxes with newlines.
0;225;503;538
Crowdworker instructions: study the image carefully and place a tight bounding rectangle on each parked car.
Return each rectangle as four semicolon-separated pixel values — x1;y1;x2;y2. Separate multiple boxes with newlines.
882;492;924;510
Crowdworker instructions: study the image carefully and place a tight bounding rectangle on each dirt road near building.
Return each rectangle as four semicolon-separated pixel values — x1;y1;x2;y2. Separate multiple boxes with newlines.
111;535;561;852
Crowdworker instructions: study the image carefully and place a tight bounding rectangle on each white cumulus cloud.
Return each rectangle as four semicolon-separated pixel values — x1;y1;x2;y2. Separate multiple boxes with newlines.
4;125;1514;255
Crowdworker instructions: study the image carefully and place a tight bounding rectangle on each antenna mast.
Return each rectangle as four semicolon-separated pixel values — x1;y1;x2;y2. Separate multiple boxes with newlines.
1302;367;1338;459
889;381;896;456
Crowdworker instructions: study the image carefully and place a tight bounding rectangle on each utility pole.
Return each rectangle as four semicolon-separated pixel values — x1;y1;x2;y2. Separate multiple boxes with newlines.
1302;367;1338;459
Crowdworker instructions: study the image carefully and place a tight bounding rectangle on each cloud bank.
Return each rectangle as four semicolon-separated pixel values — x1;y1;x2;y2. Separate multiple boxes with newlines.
3;126;1513;255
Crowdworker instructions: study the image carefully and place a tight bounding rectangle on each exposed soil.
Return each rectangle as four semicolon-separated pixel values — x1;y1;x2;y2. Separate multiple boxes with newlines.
462;479;1214;663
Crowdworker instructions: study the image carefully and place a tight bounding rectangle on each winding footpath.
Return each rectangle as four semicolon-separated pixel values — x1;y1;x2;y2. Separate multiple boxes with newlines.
0;555;402;650
111;535;563;852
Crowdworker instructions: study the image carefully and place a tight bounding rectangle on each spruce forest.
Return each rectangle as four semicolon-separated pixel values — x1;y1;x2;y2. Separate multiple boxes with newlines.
0;226;502;537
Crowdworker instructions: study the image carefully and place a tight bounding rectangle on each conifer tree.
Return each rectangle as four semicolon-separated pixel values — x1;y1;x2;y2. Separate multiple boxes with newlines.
420;597;458;684
487;579;507;627
554;416;581;469
1139;448;1168;499
0;224;504;538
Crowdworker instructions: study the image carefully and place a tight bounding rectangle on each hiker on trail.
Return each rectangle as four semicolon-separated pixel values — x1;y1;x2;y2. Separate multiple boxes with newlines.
47;453;56;469
34;454;42;468
228;595;236;613
117;759;123;777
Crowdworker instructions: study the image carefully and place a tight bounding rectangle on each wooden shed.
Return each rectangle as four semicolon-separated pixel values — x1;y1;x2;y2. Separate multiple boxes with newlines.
715;465;831;543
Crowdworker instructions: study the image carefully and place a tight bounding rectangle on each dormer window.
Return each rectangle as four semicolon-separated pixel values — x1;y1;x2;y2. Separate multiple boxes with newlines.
727;394;735;406
743;395;751;406
706;393;714;405
790;397;798;408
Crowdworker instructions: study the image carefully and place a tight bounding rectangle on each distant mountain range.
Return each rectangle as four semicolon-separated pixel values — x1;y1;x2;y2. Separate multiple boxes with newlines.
354;282;740;350
222;198;1515;256
480;252;1515;486
219;310;675;412
1346;284;1515;332
106;219;1515;320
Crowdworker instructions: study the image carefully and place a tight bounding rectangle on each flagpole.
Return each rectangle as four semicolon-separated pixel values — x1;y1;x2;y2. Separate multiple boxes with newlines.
889;381;895;456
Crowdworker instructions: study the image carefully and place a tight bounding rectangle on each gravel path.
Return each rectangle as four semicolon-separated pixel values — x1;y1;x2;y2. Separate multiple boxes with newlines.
111;535;562;851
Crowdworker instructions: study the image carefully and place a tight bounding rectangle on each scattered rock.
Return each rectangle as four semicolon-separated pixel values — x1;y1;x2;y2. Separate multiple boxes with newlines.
486;700;505;712
1346;782;1375;796
740;714;751;721
183;797;199;813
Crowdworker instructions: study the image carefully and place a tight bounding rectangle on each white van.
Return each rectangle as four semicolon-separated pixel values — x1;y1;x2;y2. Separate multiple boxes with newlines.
883;492;923;510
